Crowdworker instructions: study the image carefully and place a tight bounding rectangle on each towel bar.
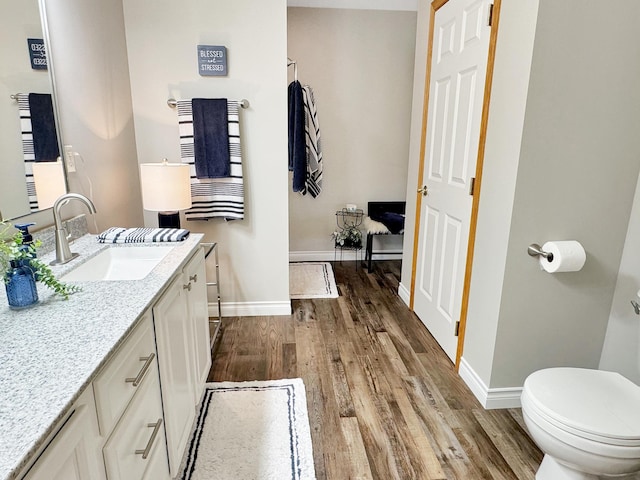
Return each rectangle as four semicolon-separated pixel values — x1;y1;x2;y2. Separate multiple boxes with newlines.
167;98;249;109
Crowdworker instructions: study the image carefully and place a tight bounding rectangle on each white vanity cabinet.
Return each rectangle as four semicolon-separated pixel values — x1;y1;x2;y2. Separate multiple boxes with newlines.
102;362;166;480
22;388;105;480
153;246;211;477
96;311;169;480
11;240;212;480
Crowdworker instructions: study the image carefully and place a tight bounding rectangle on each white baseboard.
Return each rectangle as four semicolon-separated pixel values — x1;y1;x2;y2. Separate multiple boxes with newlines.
398;282;410;306
289;250;340;262
458;357;523;409
288;250;402;263
208;301;292;318
287;0;418;12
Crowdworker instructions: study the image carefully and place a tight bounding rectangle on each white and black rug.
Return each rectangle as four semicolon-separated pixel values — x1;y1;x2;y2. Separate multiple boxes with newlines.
179;378;316;480
289;262;339;299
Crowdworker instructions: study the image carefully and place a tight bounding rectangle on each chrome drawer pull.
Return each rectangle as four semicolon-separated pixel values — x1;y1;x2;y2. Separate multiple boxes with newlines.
125;353;155;387
135;418;163;460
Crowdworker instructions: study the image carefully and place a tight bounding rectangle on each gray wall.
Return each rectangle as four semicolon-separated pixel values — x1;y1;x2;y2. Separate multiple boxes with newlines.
403;0;640;394
470;0;640;389
488;0;640;387
601;170;640;384
45;0;143;232
123;0;290;315
287;7;416;259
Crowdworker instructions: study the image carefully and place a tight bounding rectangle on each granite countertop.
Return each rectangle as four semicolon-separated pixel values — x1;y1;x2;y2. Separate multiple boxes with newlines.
0;232;204;480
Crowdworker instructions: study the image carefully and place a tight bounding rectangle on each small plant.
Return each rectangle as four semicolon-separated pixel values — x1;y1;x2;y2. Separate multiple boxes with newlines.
0;221;81;300
331;225;362;248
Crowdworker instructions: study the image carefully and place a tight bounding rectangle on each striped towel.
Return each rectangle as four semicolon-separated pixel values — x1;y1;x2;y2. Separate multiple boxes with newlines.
17;93;60;212
17;93;38;212
302;85;323;198
178;99;244;221
97;227;190;244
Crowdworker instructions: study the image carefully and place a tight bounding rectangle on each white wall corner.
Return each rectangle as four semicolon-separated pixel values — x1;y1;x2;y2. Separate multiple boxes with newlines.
458;357;522;409
209;301;292;318
398;282;410;306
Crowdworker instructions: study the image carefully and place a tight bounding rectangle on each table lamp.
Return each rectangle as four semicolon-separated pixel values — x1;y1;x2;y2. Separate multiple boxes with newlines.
139;159;192;228
32;160;67;209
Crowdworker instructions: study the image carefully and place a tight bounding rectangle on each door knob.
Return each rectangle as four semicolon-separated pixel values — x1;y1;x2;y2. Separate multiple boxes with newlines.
417;185;428;196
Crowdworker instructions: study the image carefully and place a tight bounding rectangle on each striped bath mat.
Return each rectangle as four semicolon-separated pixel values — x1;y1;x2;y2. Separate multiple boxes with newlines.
289;262;339;299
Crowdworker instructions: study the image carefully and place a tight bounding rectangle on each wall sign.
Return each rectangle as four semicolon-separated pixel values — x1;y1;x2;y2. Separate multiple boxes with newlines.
27;38;47;70
197;45;227;76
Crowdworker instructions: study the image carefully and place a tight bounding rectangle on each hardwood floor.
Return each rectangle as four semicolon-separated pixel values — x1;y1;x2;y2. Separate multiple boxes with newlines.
208;260;543;479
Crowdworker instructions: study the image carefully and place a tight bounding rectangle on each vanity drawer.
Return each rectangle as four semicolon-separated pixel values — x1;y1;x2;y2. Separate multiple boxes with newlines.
93;311;156;435
103;361;169;480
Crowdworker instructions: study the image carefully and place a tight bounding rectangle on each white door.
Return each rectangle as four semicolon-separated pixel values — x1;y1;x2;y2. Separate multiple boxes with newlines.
413;0;492;361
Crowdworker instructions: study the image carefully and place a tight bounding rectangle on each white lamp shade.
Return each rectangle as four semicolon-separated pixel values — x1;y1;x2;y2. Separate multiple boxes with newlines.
32;160;67;209
139;162;192;211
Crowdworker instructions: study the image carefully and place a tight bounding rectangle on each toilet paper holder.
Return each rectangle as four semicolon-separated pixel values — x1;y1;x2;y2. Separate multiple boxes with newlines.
528;243;554;262
631;290;640;315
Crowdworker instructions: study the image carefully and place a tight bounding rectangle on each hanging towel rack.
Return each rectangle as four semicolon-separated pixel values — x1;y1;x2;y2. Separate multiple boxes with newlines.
10;93;21;101
167;98;249;109
287;57;298;82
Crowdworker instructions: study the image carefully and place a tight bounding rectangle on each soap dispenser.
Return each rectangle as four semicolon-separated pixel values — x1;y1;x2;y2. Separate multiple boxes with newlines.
5;259;38;309
14;223;36;263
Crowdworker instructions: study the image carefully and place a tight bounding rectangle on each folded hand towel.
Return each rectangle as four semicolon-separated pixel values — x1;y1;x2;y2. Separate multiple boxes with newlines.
97;227;190;244
192;98;230;178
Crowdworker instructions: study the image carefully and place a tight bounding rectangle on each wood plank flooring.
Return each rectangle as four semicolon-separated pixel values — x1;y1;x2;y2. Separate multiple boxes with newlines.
208;260;543;479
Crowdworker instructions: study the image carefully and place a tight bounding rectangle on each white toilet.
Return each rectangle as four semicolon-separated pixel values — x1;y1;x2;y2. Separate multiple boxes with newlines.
521;367;640;479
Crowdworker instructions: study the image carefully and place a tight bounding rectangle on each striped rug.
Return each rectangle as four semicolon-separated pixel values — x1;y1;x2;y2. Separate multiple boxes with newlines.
289;262;339;299
179;378;316;480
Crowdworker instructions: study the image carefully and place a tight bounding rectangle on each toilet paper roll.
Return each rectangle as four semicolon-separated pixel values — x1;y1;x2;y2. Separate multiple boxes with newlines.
539;240;586;273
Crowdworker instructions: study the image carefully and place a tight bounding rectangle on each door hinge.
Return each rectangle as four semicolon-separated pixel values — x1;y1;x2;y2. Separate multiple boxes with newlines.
488;3;494;27
469;177;476;196
455;321;460;337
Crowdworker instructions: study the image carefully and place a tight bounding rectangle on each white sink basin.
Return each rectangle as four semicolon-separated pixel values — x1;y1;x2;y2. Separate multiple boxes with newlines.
62;246;174;281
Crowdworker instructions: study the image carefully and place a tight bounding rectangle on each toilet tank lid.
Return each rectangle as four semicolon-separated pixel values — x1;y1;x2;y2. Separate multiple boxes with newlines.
524;367;640;441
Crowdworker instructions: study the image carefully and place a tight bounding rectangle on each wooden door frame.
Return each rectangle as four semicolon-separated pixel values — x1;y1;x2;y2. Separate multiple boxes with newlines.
409;0;502;369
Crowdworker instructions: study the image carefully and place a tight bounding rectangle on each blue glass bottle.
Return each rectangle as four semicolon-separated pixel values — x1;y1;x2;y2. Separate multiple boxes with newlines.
5;260;38;309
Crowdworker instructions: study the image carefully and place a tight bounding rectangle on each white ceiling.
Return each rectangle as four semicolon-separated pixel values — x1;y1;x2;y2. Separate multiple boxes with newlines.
287;0;418;11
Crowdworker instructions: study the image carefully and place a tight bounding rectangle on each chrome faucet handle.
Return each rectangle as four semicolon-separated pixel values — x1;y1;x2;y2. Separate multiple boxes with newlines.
50;193;97;266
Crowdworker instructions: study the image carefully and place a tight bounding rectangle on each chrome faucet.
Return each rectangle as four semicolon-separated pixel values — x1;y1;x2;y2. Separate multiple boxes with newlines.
50;193;97;266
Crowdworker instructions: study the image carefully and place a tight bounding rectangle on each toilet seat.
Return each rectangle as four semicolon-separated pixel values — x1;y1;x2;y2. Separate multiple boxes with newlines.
523;368;640;447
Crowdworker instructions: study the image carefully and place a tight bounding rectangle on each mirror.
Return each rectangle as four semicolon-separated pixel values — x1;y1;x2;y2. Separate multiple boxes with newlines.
0;0;66;221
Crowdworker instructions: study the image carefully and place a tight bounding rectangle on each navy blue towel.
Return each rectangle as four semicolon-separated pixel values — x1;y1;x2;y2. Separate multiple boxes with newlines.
28;93;60;162
288;81;306;193
192;98;230;178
